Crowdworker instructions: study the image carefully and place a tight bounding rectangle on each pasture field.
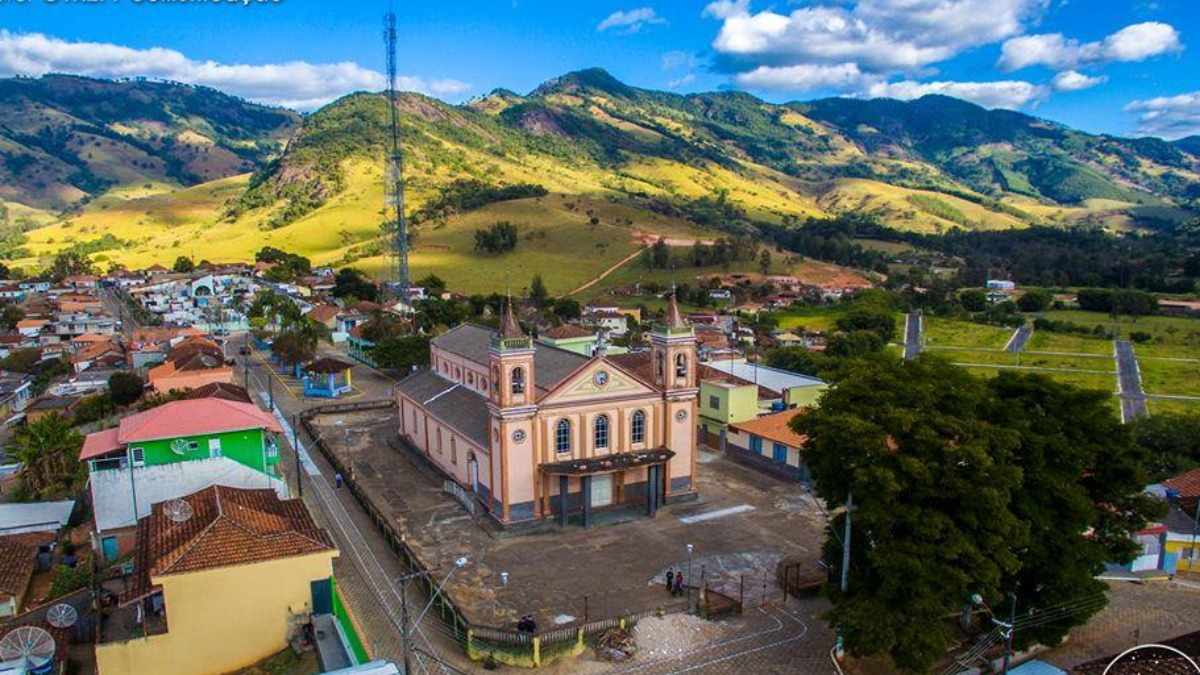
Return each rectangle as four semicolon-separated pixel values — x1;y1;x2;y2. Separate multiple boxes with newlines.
1148;398;1200;417
923;318;1014;350
1024;331;1114;355
1138;358;1200;398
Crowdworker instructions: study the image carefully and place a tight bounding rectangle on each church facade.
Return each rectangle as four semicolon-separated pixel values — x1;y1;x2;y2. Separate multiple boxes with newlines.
394;297;698;526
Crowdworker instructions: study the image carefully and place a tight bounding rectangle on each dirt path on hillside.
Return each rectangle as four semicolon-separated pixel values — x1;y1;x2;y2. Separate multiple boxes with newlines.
569;246;648;297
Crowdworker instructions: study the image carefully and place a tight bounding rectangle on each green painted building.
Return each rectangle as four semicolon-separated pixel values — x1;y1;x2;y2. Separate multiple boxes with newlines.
80;397;287;558
699;380;760;435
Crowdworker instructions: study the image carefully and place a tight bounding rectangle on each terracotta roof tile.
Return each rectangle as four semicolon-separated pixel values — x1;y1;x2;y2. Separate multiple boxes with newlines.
543;324;593;340
79;427;122;461
185;382;252;404
730;409;808;449
1165;468;1200;499
124;486;334;604
306;305;340;323
0;537;36;598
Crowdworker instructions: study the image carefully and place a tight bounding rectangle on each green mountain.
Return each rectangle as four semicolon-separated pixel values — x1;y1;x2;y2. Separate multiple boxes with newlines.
6;69;1200;292
0;75;299;214
1176;136;1200;157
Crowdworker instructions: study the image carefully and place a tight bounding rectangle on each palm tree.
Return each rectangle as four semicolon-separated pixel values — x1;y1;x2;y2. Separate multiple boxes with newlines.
11;413;85;500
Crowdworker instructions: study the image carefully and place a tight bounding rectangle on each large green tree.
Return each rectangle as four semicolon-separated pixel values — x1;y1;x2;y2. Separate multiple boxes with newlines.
273;317;328;368
1130;413;1200;481
793;356;1159;673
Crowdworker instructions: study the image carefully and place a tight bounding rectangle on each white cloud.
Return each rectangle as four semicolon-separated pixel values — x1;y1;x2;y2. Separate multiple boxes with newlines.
735;63;873;92
597;7;666;34
998;21;1181;71
0;30;470;110
667;74;696;89
1051;70;1106;92
704;0;1047;73
866;79;1048;109
1126;90;1200;139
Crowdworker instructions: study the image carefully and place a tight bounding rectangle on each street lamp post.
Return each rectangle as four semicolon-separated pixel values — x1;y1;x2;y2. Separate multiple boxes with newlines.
396;557;469;675
686;543;694;611
972;592;1017;675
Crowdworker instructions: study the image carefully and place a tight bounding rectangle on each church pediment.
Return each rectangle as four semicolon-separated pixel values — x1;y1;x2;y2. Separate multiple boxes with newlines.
539;358;657;406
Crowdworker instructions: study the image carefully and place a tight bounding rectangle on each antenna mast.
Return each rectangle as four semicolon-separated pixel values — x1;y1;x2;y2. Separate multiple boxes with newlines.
384;10;410;302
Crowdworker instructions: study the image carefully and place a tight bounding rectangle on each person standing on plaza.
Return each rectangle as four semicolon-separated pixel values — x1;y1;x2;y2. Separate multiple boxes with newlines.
335;472;343;489
673;570;684;597
665;567;675;593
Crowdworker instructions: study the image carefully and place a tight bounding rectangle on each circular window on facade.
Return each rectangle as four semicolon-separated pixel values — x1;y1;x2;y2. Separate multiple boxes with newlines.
512;429;527;443
675;409;688;422
594;371;610;387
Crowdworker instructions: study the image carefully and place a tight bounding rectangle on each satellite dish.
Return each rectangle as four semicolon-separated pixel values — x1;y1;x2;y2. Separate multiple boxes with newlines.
169;439;189;456
0;626;56;671
45;604;77;629
163;499;194;523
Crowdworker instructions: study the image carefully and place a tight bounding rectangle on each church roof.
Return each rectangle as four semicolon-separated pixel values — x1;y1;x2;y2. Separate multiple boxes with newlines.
499;299;525;339
394;369;490;447
432;324;588;392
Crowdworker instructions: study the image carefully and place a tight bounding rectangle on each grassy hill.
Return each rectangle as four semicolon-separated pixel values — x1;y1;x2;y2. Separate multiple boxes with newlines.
5;69;1199;284
0;75;298;214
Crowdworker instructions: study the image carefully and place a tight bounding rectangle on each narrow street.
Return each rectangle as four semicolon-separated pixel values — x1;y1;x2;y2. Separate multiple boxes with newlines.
233;332;473;674
903;311;922;360
1005;324;1032;353
1114;340;1149;422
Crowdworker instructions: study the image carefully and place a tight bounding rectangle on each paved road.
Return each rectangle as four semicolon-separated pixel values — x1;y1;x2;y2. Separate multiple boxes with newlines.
1114;341;1149;422
903;311;922;360
1005;325;1033;353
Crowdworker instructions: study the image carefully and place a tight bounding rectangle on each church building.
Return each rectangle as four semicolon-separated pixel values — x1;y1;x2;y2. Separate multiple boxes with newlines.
394;296;698;527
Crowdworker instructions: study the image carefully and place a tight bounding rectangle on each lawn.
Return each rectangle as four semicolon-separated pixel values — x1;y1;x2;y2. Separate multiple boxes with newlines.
927;347;1018;366
1036;310;1200;349
963;366;1116;394
1148;398;1200;417
1017;353;1114;372
1138;358;1200;397
1024;331;1114;355
923;318;1014;350
1130;342;1200;360
776;306;847;333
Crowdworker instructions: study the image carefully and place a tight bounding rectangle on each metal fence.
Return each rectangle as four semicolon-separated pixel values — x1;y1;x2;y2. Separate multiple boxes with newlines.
299;400;701;667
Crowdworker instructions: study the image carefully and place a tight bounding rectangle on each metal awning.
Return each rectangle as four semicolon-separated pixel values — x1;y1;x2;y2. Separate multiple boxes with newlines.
539;448;675;476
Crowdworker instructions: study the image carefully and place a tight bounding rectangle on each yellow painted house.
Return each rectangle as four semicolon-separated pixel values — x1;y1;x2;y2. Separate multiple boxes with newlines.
96;485;339;675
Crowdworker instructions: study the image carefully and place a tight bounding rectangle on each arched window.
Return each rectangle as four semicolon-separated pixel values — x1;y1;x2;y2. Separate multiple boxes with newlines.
675;353;688;378
594;414;610;450
631;410;646;445
491;367;499;393
555;419;571;454
511;367;525;395
656;352;665;379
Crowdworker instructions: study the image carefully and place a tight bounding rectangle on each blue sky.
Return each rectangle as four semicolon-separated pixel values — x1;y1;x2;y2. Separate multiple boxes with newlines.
0;0;1197;138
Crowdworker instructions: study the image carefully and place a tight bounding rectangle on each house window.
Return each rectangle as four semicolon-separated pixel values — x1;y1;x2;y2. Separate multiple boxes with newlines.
675;353;688;378
468;373;474;386
773;442;788;463
656;353;664;380
208;438;222;458
631;411;646;445
437;429;443;454
709;395;720;410
266;436;279;459
130;448;145;467
594;414;610;450
511;367;525;395
750;436;763;454
555;420;571;454
451;438;458;465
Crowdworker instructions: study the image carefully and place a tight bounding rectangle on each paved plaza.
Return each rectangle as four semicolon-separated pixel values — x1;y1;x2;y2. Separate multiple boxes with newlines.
310;408;831;630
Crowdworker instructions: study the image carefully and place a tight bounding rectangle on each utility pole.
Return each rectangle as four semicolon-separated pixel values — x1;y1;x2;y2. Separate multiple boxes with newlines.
399;579;413;675
293;413;303;498
1002;592;1017;675
840;491;852;593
